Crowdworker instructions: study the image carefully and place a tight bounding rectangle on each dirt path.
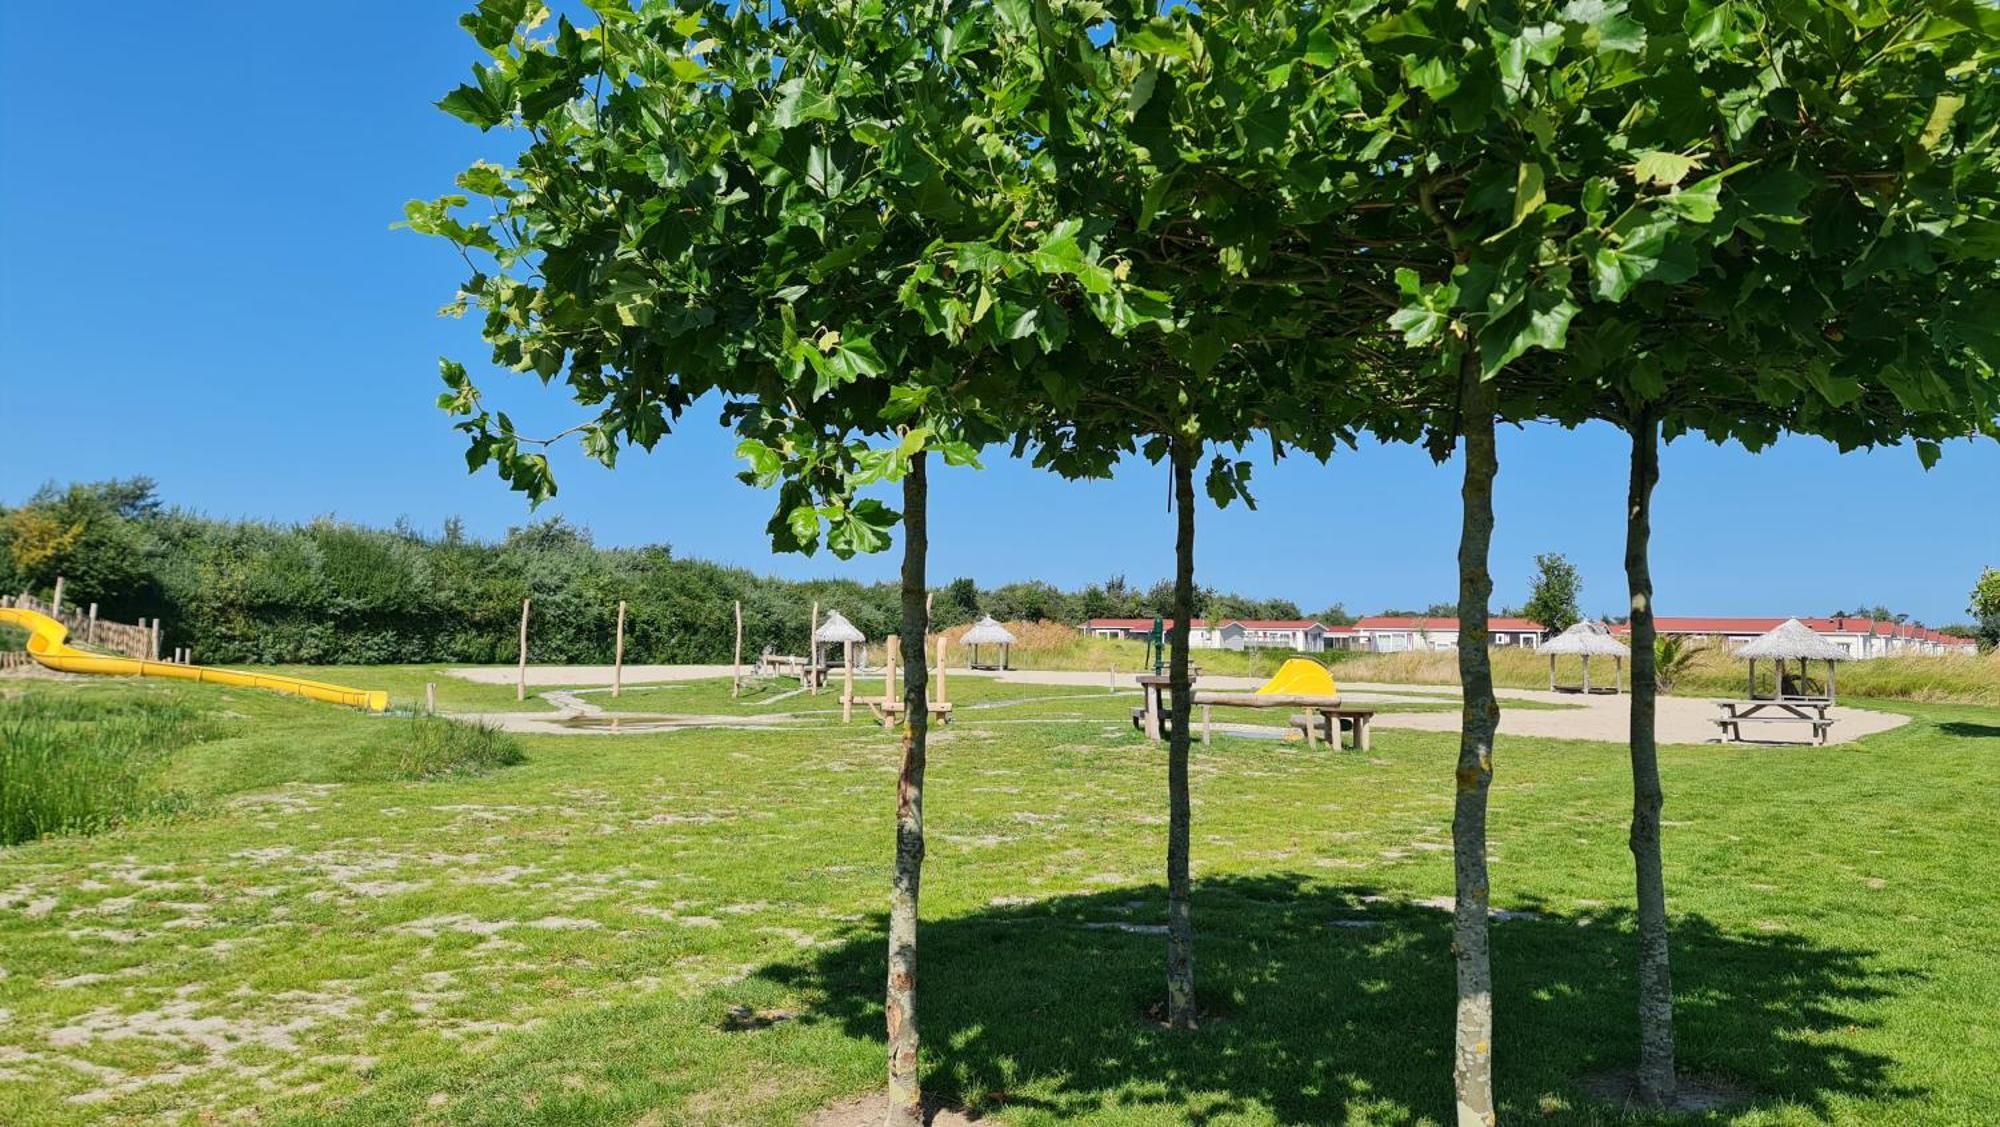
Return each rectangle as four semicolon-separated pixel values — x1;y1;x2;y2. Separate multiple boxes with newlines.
445;665;1906;746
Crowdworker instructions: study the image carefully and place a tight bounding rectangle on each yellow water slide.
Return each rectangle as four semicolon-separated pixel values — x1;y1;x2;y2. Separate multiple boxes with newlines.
0;607;388;712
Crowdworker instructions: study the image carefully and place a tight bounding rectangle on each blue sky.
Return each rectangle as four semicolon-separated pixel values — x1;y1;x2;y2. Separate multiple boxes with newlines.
2;5;1994;625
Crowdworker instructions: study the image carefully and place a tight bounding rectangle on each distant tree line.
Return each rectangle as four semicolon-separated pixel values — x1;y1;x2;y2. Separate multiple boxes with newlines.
0;480;1336;664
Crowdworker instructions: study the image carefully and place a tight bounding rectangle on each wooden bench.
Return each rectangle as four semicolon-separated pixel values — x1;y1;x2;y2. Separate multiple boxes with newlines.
871;700;954;726
1131;677;1371;749
1286;708;1376;751
1714;700;1835;746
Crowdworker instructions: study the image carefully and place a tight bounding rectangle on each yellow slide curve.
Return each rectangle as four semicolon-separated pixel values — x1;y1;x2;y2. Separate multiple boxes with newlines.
0;607;387;712
1255;657;1341;698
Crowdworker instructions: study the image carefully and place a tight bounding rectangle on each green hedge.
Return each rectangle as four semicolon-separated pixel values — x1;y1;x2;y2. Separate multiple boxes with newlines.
1;480;1327;666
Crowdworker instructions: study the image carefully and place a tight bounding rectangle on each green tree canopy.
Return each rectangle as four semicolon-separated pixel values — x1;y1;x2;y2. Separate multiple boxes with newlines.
1523;552;1583;635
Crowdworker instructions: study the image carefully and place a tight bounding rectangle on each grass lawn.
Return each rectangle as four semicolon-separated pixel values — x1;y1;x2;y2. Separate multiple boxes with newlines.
0;674;1995;1124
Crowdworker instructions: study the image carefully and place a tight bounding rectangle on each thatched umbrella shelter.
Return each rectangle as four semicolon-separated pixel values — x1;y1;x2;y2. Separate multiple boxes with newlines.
1736;618;1847;703
1540;620;1632;694
814;610;866;668
961;615;1017;670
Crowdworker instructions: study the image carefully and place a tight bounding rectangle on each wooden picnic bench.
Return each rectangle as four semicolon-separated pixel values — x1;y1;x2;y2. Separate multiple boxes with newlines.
1713;699;1835;746
1131;676;1374;750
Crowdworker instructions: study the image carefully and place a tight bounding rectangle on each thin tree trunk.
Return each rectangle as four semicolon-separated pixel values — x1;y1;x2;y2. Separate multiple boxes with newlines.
886;451;930;1127
1625;410;1677;1106
1453;361;1499;1127
1165;437;1198;1030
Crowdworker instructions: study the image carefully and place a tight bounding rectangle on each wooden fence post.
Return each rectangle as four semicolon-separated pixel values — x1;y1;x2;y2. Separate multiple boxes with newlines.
50;576;64;617
882;633;899;731
842;639;854;723
87;603;99;645
516;598;531;703
732;600;743;697
935;635;948;713
613;599;627;699
809;600;820;693
426;682;437;715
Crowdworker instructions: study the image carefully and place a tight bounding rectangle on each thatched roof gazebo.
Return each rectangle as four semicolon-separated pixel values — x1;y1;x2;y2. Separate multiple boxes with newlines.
961;615;1017;670
1540;620;1631;694
814;610;866;668
1737;617;1848;703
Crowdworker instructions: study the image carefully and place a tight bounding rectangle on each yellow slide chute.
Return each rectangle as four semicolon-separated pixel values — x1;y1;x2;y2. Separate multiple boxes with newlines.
1255;657;1340;698
0;607;387;712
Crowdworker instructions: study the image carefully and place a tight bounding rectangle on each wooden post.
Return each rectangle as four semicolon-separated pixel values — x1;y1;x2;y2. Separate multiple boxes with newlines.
1202;704;1212;746
809;600;820;693
882;633;899;731
1828;660;1837;705
87;603;98;645
732;600;743;697
612;600;627;698
842;639;855;723
150;619;161;660
516;598;531;702
1548;654;1556;691
935;635;948;712
1583;654;1592;694
426;681;437;714
1748;658;1756;700
50;576;64;617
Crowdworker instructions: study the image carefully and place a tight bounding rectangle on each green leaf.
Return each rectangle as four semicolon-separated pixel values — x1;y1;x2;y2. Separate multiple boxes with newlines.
454;161;516;198
1480;284;1578;377
1562;0;1647;54
1919;94;1965;152
1630;150;1698;188
1590;219;1697;300
1124;18;1193;60
437;80;508;130
771;77;837;129
459;0;529;52
786;504;823;551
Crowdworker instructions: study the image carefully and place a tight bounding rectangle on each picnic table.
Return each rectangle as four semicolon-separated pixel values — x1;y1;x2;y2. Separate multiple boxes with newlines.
1132;675;1375;750
1713;699;1836;746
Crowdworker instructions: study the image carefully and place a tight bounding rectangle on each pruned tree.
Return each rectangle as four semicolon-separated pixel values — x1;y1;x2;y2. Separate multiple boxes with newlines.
406;3;1140;1121
993;0;1400;1031
1294;0;2000;1114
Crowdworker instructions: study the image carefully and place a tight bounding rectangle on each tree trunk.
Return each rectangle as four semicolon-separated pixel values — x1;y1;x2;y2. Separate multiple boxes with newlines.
886;451;930;1127
1453;362;1499;1127
1165;437;1198;1030
1625;410;1677;1106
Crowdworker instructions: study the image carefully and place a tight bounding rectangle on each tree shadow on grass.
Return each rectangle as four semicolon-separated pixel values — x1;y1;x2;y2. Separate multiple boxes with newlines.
750;875;1920;1124
1937;721;2000;739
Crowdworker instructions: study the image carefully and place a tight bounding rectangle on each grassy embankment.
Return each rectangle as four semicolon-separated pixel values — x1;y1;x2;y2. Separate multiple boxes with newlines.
0;681;519;847
0;672;1996;1123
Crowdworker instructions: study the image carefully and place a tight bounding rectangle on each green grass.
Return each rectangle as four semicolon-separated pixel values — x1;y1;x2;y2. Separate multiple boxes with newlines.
0;687;215;845
0;675;1995;1124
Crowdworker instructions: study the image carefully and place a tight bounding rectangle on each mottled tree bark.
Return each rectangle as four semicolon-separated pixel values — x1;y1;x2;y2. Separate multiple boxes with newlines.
1625;411;1677;1107
1165;437;1198;1030
1453;363;1499;1127
886;452;929;1127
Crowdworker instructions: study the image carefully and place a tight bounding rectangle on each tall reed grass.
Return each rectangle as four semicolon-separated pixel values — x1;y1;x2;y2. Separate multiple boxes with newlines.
396;716;524;779
0;692;217;846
